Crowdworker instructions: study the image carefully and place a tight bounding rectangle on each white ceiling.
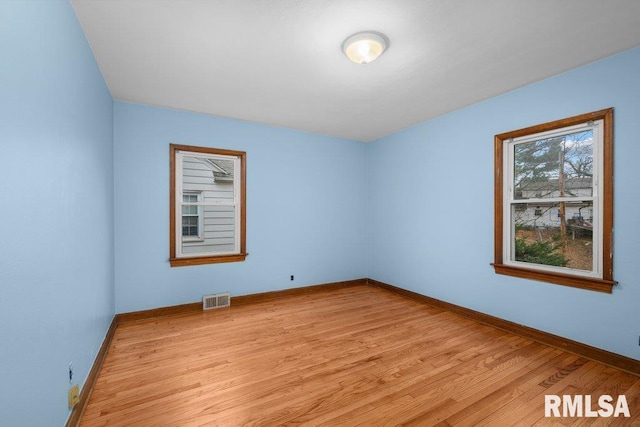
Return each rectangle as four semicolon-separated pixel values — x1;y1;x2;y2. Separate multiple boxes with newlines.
71;0;640;142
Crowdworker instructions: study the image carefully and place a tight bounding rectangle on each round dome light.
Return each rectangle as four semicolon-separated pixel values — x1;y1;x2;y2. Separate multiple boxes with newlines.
342;31;388;65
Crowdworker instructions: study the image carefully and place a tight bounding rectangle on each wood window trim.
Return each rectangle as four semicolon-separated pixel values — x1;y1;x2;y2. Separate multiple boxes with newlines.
492;108;615;293
169;144;247;267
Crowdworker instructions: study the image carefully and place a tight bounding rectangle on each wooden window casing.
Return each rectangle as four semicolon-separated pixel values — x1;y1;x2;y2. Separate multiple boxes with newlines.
492;108;615;293
170;144;247;267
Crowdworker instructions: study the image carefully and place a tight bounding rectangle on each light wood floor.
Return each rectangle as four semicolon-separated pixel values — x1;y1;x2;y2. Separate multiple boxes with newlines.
80;285;640;426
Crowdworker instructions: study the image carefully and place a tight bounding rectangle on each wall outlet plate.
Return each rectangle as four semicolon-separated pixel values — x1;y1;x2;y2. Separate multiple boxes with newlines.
68;384;80;409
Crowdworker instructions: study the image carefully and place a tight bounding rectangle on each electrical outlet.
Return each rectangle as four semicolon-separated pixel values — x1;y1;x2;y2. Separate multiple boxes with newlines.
68;384;79;409
290;275;294;281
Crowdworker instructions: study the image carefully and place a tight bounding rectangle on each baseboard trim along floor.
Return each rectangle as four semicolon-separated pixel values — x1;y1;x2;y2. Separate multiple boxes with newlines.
66;277;639;426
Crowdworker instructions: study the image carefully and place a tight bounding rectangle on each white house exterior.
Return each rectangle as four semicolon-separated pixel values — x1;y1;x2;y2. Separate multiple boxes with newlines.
181;155;236;254
514;178;593;229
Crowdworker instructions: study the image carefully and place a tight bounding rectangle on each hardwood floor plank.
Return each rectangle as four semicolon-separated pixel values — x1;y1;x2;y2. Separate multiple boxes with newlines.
442;351;578;426
80;286;639;426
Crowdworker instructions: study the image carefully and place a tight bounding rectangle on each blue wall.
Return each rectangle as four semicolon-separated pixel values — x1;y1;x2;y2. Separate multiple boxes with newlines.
1;3;638;425
367;46;640;361
0;2;114;426
113;102;368;313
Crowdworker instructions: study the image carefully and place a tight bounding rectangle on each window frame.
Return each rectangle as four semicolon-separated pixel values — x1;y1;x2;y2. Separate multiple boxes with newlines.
492;108;615;293
505;121;602;278
170;144;247;267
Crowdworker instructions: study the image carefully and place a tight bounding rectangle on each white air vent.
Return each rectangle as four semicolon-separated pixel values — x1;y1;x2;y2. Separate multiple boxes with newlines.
203;292;230;310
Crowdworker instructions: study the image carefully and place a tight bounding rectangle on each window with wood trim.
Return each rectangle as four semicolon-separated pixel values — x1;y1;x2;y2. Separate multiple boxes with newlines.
170;144;247;267
493;108;615;293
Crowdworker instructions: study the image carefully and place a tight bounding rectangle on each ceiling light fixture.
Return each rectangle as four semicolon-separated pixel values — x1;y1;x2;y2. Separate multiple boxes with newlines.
342;31;388;65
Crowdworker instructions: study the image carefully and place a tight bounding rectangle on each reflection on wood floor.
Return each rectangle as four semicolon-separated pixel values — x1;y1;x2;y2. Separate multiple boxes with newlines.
80;285;640;426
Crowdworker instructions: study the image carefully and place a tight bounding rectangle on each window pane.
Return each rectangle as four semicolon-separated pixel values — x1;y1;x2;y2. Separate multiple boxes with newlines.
181;205;197;215
179;153;237;256
182;226;198;237
182;156;235;191
514;130;593;200
182;216;197;226
181;205;236;255
511;201;593;271
181;215;198;237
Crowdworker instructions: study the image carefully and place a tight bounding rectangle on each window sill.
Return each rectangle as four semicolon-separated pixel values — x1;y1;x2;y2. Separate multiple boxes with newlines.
182;237;205;243
170;253;248;267
491;263;616;293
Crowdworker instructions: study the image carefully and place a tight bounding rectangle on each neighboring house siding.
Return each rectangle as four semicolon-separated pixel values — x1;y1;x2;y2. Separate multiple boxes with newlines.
515;205;593;228
515;178;593;228
182;157;235;253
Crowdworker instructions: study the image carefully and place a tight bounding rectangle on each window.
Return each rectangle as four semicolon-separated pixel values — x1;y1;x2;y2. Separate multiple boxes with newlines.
493;108;615;293
170;144;247;267
182;192;202;240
